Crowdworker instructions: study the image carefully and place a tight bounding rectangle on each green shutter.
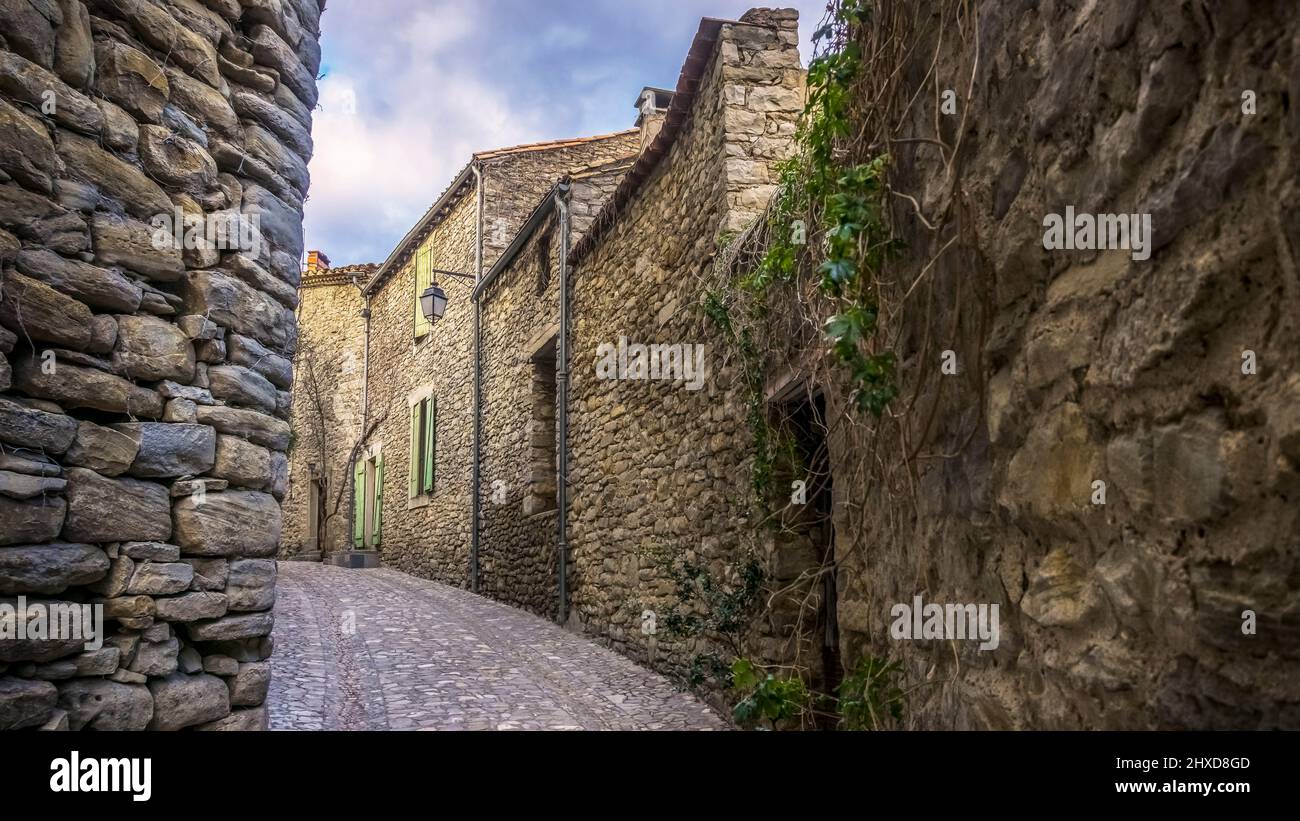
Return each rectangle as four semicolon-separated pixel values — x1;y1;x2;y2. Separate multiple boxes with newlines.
352;458;365;547
409;402;421;498
414;248;431;337
423;397;436;493
372;450;384;546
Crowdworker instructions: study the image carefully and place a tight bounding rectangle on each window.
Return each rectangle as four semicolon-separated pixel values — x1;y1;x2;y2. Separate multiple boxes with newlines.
409;395;436;498
523;338;557;516
535;230;552;295
352;446;383;549
413;247;432;338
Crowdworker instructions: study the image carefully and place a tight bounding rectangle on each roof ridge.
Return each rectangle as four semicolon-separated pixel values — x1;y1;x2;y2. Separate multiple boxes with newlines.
473;129;638;160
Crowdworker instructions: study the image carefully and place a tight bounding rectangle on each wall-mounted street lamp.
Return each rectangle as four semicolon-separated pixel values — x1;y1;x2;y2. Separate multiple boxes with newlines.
420;269;476;324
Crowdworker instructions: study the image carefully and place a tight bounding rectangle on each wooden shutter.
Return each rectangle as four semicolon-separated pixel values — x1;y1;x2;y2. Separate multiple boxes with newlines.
352;458;365;547
372;450;384;546
414;248;431;337
422;397;436;493
408;401;421;498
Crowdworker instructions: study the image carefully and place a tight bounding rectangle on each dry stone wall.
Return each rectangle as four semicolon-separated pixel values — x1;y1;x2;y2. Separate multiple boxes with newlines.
809;0;1300;730
0;0;323;731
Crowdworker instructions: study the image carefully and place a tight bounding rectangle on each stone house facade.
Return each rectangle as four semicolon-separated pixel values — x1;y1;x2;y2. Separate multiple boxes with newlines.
0;0;324;730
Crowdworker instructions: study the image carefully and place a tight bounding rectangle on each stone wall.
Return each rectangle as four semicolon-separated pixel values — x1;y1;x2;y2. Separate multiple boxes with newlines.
478;161;632;618
0;0;323;731
805;0;1300;729
352;133;639;592
566;10;804;671
280;264;372;558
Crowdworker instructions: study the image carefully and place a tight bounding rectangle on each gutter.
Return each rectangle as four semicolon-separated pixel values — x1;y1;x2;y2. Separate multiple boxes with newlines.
555;182;571;625
470;162;483;593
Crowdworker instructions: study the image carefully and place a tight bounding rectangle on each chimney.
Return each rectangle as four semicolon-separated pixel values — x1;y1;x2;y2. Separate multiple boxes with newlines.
634;87;671;154
305;250;331;276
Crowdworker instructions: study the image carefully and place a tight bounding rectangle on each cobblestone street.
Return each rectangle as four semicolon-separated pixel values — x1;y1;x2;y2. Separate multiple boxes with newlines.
267;562;726;730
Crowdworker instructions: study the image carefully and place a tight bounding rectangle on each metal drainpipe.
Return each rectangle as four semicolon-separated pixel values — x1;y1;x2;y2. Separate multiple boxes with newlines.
555;183;571;625
471;163;484;593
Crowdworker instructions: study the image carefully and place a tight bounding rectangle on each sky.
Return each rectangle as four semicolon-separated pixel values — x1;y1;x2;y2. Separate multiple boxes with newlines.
303;0;833;267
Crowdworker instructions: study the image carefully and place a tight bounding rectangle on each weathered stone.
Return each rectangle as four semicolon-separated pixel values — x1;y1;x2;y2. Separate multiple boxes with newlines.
1021;548;1104;628
224;252;298;309
1152;413;1228;524
225;558;275;612
63;420;138;476
126;562;193;595
0;543;106;593
173;491;280;557
122;541;180;561
159;380;215;405
0;0;60;68
90;211;184;282
227;660;270;706
0;677;57;730
93;38;168;123
244;123;310;196
177;644;201;673
0;395;78;453
218;53;276;92
163;397;198;423
15;249;142;314
147;672;227;730
195;704;266;731
170;477;227;498
63;467;172;543
154;590;227;621
86;554;133;597
13;356;164;418
58;679;151;730
0;95;59;194
183;557;227;591
0;446;61;477
128;637;178;676
0;182;88;252
114;422;216;478
53;0;94;88
181;270;293;352
71;646;119;676
98;594;155;621
110;314;196;382
231;90;312;160
193;404;290;450
107;0;221;87
210;434;272;490
0;269;93;350
242;183;304;260
185;611;273;641
0;51;103;136
226;332;293;390
0;469;65;499
139;125;218;195
208;365;277;413
0;497;68;547
96;97;139;152
56;132;172;221
163;65;239;137
202;654;238;676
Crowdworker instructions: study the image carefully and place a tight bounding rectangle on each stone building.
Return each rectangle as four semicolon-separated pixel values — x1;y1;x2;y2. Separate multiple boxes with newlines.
0;0;323;730
280;252;375;560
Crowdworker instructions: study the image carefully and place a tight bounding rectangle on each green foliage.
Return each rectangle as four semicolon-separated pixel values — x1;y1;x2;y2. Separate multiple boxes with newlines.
731;658;813;729
836;654;906;730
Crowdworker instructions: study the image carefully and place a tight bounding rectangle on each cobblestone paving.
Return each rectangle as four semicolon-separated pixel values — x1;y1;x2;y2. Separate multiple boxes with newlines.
268;562;727;730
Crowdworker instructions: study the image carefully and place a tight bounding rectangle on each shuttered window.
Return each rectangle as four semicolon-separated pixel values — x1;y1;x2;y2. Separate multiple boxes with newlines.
409;396;437;498
413;247;432;337
352;459;365;547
